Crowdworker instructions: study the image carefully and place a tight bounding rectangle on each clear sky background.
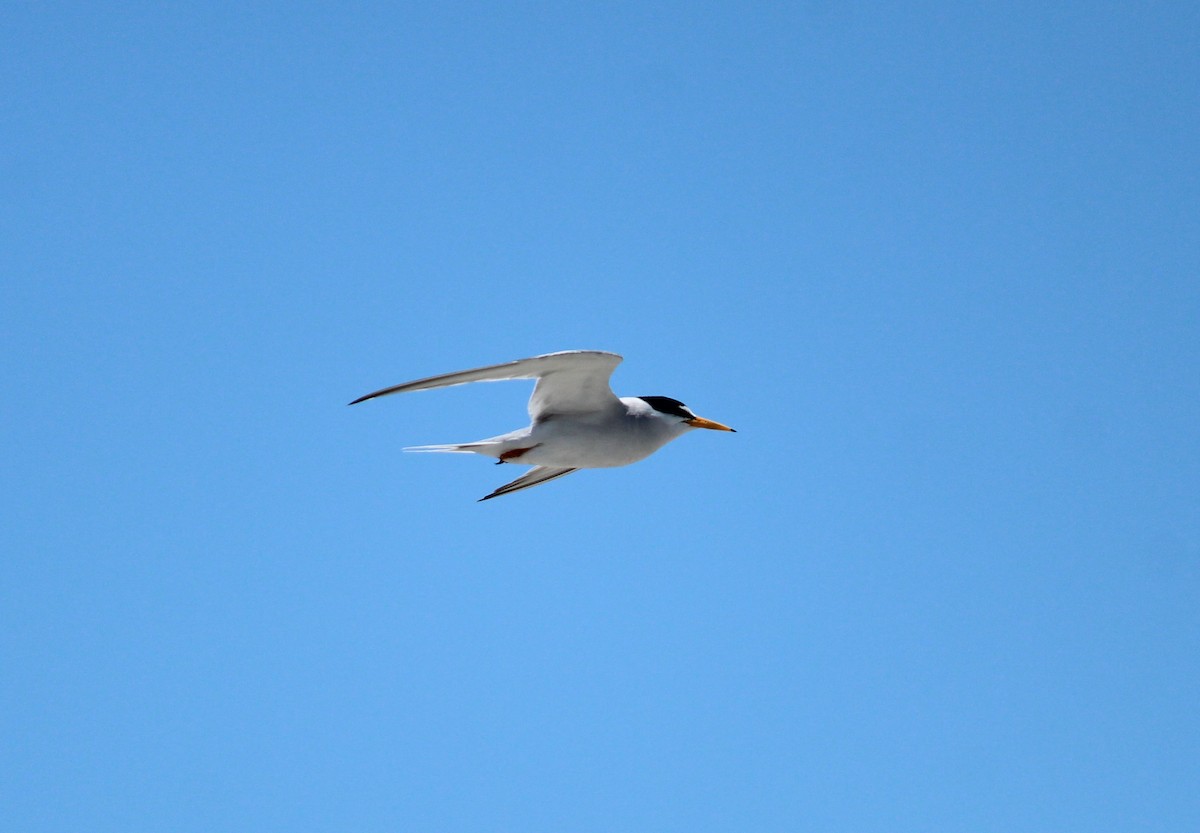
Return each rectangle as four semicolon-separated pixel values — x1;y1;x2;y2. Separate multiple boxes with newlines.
3;3;1198;831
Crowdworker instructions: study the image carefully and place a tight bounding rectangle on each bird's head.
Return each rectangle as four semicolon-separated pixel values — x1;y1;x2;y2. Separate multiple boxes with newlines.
636;396;736;433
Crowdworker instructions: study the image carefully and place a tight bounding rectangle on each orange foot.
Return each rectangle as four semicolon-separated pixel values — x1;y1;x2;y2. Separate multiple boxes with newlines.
496;444;541;464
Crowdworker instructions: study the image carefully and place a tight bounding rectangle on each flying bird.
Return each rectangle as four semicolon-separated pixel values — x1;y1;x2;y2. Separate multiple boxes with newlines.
349;350;735;501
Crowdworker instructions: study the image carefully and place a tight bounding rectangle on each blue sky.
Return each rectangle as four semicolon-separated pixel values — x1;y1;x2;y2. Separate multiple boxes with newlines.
3;3;1197;831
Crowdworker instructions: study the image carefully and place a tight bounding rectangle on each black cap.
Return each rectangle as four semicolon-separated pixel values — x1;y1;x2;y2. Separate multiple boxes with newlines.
637;396;694;419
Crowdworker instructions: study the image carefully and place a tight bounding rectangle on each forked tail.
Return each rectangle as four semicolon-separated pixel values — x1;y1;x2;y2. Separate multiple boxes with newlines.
403;442;499;455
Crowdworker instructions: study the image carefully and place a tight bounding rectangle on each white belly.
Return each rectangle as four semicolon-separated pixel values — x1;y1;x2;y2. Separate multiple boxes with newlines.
518;415;677;468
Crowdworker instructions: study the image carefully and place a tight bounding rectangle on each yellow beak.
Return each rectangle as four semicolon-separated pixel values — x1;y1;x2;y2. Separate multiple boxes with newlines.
685;416;736;432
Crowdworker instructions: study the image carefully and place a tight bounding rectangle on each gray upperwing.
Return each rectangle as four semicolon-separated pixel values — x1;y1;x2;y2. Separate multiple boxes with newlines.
348;350;622;409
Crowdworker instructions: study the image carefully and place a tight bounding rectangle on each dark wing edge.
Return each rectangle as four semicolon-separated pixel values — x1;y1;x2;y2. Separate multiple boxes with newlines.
478;466;579;502
348;351;622;406
347;356;532;405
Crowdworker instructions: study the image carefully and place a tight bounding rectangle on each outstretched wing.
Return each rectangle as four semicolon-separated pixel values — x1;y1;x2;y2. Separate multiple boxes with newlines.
348;350;623;419
479;466;579;501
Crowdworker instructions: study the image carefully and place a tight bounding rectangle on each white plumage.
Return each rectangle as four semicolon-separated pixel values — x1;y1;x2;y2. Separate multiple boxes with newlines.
349;350;734;500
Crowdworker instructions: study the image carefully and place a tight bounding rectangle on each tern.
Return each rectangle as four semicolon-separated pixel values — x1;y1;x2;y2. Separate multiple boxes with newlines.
349;350;735;500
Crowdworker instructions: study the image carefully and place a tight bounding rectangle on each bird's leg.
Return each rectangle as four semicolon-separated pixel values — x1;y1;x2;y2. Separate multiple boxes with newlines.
497;444;541;464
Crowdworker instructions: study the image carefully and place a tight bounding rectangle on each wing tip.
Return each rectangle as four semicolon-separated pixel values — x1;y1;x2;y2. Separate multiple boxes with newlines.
347;386;403;405
476;466;579;502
